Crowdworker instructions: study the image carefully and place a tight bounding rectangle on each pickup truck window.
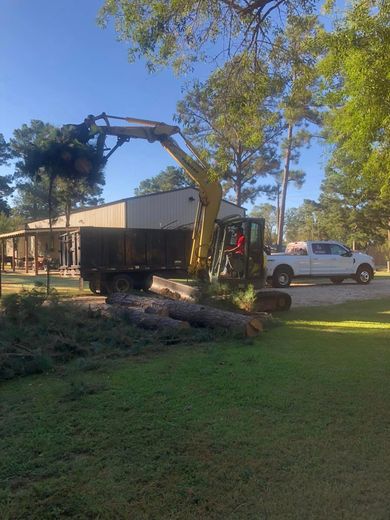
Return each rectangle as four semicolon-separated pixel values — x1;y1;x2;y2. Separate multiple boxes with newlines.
285;245;308;255
312;243;331;255
329;243;348;255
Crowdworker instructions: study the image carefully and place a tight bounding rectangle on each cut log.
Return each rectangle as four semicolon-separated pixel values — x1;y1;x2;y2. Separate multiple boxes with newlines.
107;293;175;310
108;306;190;331
70;301;189;331
106;293;263;337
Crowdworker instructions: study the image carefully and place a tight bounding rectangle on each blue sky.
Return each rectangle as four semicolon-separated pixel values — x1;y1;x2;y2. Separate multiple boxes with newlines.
0;0;328;212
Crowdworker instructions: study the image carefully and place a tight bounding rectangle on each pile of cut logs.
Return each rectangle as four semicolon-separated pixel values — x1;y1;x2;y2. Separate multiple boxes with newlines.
106;293;269;337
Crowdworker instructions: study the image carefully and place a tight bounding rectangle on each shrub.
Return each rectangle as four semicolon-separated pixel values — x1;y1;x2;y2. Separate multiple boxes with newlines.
0;292;220;381
200;282;258;313
204;280;231;299
1;286;58;322
231;285;257;312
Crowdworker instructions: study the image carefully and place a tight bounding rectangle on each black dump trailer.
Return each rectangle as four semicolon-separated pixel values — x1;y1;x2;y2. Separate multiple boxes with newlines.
60;227;192;294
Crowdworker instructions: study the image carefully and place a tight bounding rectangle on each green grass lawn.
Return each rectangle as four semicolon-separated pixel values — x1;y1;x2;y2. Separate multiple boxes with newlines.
0;272;90;296
1;299;390;519
374;269;390;278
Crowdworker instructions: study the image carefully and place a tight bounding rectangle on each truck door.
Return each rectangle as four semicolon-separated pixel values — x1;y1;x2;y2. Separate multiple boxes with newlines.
285;243;310;275
310;242;334;275
328;243;355;274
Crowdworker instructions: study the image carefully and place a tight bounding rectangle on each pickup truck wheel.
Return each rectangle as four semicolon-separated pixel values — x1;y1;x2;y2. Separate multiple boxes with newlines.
272;267;293;288
355;265;373;284
330;277;344;284
112;274;134;293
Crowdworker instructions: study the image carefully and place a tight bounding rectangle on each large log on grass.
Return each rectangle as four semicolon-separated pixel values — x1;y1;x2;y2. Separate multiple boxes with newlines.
106;293;263;337
108;306;190;331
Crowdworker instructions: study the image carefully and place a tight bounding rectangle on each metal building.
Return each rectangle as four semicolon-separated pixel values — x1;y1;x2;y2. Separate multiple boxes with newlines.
25;188;244;230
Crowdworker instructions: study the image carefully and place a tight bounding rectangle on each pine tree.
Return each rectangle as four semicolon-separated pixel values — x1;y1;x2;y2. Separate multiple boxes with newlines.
176;53;282;206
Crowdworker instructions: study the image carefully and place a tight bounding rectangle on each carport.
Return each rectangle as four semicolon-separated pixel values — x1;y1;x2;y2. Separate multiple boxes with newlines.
0;227;77;275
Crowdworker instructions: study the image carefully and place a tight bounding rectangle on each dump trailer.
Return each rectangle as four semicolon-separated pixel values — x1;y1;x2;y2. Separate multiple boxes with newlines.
60;227;192;294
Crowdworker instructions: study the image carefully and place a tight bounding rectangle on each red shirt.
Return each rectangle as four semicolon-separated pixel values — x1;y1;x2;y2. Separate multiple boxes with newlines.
236;235;245;255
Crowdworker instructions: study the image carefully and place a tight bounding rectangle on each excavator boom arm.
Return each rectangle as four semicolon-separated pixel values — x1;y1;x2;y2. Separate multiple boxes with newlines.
90;115;222;274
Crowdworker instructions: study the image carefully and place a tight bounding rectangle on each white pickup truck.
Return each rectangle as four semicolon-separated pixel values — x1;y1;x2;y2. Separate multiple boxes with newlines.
266;240;375;288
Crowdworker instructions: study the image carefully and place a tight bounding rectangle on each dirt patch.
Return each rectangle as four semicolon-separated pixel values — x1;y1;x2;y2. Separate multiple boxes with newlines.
272;278;390;308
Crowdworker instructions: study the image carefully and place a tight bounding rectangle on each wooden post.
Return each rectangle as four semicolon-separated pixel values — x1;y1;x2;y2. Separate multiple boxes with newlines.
12;238;16;272
34;234;39;275
387;230;390;273
25;235;29;274
1;240;4;271
79;277;84;291
45;234;50;295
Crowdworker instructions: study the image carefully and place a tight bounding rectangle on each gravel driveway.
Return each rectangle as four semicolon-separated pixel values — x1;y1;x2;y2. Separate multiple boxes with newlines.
273;277;390;308
71;277;390;310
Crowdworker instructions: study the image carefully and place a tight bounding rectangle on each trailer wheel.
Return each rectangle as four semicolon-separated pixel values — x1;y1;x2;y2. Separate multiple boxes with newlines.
112;274;134;293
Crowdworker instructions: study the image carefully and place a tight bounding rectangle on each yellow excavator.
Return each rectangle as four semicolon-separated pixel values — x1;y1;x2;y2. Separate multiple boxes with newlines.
66;113;291;311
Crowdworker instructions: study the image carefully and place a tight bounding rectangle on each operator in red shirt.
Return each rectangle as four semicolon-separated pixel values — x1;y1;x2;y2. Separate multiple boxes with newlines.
221;226;245;276
226;226;245;255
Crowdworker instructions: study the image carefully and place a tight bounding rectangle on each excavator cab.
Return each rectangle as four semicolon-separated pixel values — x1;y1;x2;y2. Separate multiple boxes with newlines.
209;217;267;290
209;216;292;311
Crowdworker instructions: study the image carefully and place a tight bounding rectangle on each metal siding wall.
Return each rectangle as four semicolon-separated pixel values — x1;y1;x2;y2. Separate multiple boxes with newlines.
25;192;243;231
126;188;198;229
27;202;126;229
126;188;244;229
69;202;126;228
28;216;67;228
218;200;245;220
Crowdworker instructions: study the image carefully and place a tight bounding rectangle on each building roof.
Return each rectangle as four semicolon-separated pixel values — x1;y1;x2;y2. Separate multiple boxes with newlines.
118;187;243;209
0;227;78;240
0;187;245;239
21;187;244;226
